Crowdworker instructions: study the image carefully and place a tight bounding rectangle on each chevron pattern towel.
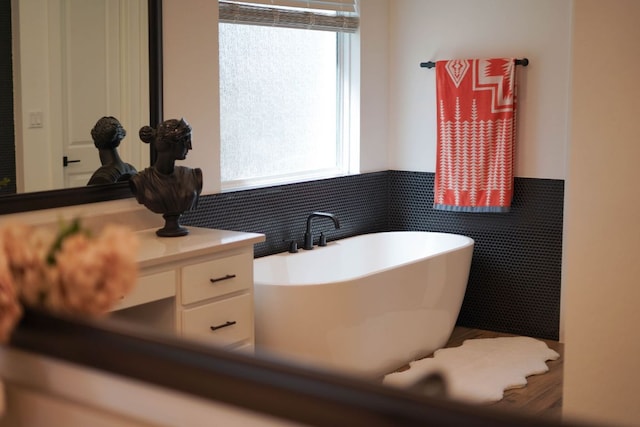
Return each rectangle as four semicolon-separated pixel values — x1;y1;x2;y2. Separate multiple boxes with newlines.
434;58;517;212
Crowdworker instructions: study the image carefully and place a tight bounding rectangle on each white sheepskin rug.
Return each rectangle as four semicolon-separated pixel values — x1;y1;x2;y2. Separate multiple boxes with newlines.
383;336;560;404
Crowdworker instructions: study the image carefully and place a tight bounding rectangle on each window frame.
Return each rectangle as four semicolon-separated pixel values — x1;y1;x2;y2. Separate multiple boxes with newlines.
218;24;358;192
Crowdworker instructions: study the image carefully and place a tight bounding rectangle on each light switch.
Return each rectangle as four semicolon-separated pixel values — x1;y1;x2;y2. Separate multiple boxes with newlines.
28;111;44;129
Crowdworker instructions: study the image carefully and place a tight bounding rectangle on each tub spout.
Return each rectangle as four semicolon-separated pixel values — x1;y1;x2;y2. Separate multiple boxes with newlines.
303;211;340;250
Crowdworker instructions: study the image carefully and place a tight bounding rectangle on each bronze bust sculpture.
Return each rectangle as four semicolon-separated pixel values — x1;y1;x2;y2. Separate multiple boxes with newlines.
87;116;138;185
129;118;203;237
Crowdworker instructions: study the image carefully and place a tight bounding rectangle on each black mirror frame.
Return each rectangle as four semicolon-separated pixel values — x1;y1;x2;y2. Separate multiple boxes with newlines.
0;0;162;215
11;308;575;427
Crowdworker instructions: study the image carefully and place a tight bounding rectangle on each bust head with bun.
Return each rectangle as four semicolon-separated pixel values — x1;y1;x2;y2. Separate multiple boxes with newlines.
130;118;203;237
87;116;138;185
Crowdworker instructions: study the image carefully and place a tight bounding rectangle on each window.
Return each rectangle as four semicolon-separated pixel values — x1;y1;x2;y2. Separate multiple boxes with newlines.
218;1;359;190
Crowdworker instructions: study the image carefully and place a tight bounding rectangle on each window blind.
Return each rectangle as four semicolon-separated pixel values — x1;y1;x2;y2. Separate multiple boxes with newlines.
218;0;359;33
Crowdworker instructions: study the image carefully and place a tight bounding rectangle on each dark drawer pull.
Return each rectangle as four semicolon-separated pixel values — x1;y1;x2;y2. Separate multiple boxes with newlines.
210;274;236;284
210;320;236;331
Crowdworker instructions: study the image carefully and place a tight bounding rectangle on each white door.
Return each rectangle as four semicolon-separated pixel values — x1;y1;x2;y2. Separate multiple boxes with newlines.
55;0;149;188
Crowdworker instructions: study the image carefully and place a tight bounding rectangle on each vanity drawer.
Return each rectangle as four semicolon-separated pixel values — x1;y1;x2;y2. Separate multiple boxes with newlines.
181;251;252;305
112;270;176;311
181;293;253;346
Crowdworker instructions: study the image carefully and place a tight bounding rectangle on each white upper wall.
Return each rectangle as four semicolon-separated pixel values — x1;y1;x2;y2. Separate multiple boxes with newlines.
388;0;572;179
163;0;221;195
359;0;390;173
162;0;575;183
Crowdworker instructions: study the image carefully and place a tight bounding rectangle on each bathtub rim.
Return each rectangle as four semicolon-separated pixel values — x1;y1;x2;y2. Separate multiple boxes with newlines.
253;231;475;287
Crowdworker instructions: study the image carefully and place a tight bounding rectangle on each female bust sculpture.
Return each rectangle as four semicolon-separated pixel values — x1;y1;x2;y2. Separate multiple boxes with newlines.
129;118;203;237
87;116;138;185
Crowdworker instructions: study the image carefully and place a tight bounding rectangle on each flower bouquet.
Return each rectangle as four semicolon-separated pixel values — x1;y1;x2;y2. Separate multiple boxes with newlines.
0;218;139;343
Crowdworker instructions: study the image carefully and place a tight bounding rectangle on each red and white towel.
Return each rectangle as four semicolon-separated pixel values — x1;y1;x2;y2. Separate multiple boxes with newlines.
434;58;517;212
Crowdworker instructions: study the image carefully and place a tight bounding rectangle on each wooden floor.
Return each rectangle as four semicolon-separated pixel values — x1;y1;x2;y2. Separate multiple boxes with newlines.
444;327;564;420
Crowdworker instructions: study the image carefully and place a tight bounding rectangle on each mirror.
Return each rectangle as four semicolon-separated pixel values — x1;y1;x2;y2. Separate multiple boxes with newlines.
0;2;566;423
0;0;162;215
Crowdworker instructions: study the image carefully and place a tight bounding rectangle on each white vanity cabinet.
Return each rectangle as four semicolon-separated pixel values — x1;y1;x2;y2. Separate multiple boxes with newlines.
112;227;265;351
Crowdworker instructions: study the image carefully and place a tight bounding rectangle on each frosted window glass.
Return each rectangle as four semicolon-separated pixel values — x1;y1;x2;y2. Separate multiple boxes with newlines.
219;24;338;183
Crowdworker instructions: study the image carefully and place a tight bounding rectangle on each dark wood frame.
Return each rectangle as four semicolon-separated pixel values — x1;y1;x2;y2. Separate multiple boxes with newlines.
11;309;579;427
0;0;163;215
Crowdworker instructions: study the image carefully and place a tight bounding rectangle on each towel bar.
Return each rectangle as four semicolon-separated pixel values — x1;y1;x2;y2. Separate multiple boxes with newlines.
420;58;529;68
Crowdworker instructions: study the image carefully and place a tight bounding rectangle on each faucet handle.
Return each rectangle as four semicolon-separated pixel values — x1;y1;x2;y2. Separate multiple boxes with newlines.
318;232;327;247
303;231;314;250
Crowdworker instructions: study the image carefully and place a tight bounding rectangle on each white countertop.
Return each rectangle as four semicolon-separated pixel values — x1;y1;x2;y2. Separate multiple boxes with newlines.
136;226;265;269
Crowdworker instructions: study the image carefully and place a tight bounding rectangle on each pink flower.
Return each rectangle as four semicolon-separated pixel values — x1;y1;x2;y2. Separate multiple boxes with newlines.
0;220;139;327
0;223;55;311
0;240;22;344
51;225;139;316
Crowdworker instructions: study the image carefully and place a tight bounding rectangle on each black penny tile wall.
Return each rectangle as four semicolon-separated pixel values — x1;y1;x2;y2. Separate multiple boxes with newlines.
389;171;564;341
0;1;16;195
182;172;389;258
182;170;564;340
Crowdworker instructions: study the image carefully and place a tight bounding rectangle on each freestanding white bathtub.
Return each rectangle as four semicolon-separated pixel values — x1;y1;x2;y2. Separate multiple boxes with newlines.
253;231;474;378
